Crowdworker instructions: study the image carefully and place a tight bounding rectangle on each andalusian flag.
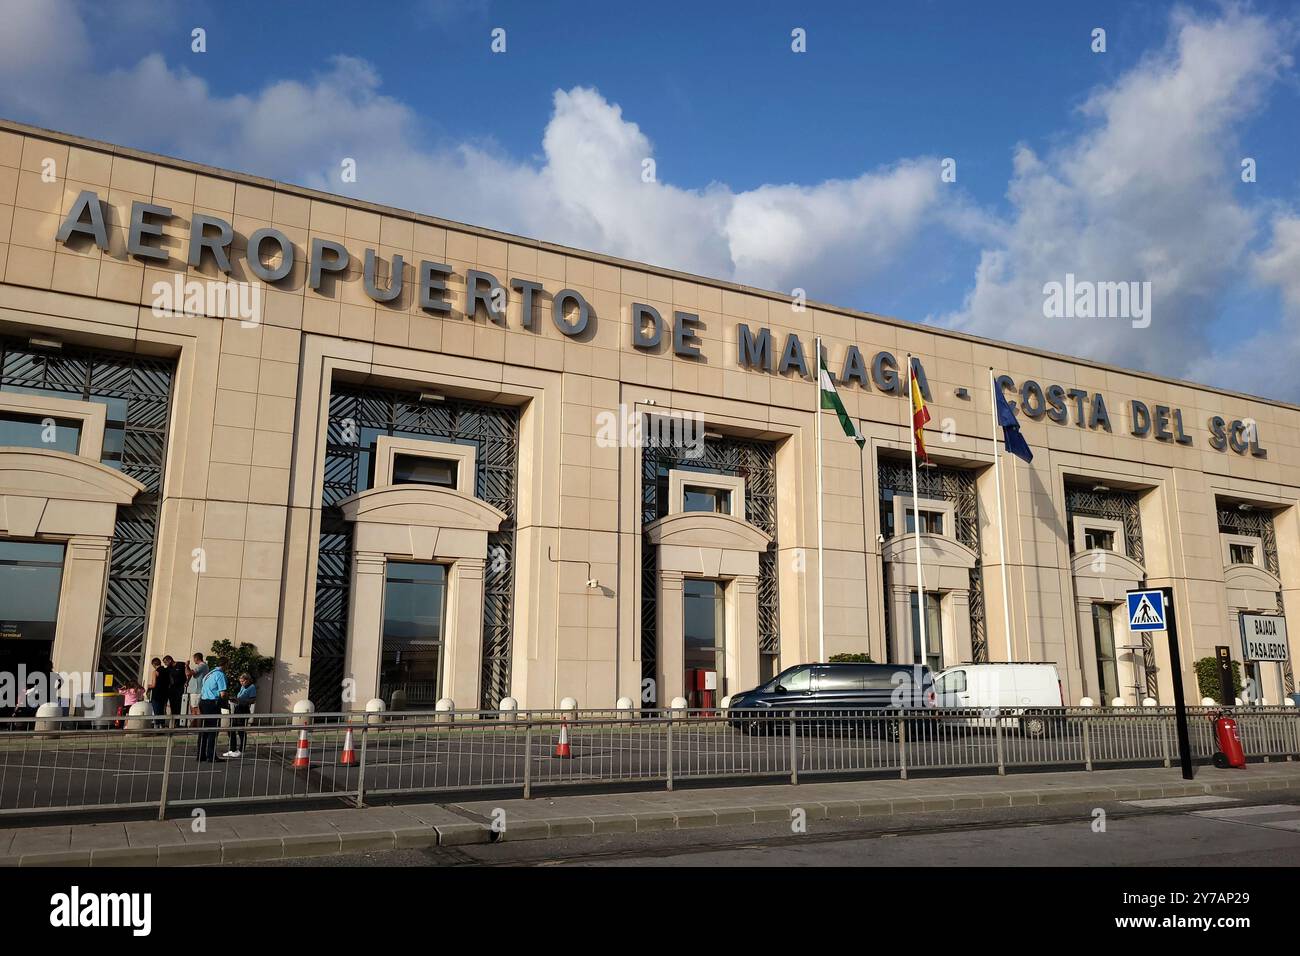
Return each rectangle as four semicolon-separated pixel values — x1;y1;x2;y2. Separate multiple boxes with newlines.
819;353;865;449
909;360;931;461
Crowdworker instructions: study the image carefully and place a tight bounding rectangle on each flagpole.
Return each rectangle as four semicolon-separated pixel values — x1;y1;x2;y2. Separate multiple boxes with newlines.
815;336;826;664
907;354;927;669
989;368;1014;663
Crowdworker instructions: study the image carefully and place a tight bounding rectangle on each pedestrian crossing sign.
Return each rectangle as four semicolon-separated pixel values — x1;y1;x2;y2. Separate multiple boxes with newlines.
1127;589;1166;631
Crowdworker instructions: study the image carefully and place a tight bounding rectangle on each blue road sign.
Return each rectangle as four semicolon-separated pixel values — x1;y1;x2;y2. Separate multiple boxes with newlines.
1127;589;1166;631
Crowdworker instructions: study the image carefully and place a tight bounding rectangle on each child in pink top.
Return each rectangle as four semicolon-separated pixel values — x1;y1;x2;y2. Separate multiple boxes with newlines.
122;682;143;707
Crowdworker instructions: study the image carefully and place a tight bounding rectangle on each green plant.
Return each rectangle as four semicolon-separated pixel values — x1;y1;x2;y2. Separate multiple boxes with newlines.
1193;656;1242;701
209;639;275;686
829;652;874;663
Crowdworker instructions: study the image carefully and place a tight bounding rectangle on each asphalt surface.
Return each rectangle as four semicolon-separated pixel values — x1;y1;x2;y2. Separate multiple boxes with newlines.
0;716;1219;815
247;791;1300;867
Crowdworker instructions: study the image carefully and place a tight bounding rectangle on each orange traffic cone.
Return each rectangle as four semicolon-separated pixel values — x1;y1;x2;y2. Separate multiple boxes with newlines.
292;728;311;769
339;727;358;766
553;719;572;759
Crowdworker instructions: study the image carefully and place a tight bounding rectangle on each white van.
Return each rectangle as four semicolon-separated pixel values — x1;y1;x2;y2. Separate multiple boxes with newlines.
934;663;1065;737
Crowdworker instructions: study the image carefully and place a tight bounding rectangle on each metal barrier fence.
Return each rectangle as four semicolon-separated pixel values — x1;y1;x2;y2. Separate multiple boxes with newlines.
0;706;1295;819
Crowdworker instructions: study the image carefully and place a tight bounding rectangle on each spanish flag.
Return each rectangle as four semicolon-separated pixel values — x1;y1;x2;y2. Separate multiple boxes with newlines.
909;360;931;462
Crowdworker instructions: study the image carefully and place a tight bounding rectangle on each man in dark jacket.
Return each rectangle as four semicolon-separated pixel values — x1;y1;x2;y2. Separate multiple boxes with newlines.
163;655;186;720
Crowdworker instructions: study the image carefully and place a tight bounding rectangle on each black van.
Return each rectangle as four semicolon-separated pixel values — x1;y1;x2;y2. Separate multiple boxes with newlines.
727;662;935;734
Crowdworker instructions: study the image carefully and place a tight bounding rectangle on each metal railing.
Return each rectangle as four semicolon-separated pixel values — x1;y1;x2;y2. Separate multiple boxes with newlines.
0;705;1294;819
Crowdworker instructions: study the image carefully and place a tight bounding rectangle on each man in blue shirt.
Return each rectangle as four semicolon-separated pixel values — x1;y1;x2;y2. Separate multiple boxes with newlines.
223;673;257;758
196;658;227;762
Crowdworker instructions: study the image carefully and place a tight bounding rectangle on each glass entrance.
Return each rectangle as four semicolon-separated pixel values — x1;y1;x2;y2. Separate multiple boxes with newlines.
380;562;447;709
1092;603;1120;703
909;591;943;672
683;579;725;708
0;540;65;691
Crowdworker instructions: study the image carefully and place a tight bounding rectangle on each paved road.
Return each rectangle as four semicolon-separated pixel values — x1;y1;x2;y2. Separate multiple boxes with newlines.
247;791;1300;868
0;714;1241;815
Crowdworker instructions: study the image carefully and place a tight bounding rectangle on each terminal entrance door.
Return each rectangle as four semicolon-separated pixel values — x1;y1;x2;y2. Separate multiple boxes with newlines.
0;540;65;701
684;579;725;709
379;562;446;710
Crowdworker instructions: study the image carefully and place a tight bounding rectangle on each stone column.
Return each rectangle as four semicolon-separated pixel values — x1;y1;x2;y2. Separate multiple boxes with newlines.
729;574;760;697
343;552;387;708
658;570;685;706
51;535;112;685
891;585;913;664
444;557;486;709
1075;598;1098;702
948;589;972;668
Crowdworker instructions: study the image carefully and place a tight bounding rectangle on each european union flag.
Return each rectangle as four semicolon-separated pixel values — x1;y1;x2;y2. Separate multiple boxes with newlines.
996;386;1033;463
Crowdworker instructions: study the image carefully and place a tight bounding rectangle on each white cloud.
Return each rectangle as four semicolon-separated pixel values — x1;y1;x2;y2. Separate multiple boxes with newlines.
1186;214;1300;398
940;7;1293;383
0;2;943;299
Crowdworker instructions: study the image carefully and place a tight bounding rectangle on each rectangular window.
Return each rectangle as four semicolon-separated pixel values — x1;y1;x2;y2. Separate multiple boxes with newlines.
683;485;731;514
909;591;943;672
392;454;458;489
1229;542;1256;566
905;508;944;535
683;578;725;706
1092;603;1120;704
380;562;447;708
0;540;65;653
0;412;81;454
1084;528;1115;551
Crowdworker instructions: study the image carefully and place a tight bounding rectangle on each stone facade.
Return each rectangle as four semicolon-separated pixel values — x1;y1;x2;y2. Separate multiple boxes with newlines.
1;118;1298;712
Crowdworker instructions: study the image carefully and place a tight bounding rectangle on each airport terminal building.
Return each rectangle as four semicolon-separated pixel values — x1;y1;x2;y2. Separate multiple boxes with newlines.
0;118;1297;713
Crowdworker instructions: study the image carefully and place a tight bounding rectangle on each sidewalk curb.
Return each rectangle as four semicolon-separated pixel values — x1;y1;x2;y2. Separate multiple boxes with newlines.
1;770;1296;866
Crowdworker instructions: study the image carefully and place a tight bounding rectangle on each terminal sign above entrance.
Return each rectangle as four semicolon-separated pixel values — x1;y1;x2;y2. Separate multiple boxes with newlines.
53;190;1268;459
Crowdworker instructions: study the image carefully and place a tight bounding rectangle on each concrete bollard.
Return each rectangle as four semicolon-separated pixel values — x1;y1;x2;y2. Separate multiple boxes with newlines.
615;696;634;711
1201;697;1217;706
292;699;315;728
364;697;386;726
435;698;454;725
1142;697;1158;707
498;697;518;723
720;695;732;710
1285;698;1296;707
559;697;578;716
1235;698;1244;706
669;696;688;717
125;701;153;733
1110;697;1125;708
1079;697;1094;707
35;702;62;733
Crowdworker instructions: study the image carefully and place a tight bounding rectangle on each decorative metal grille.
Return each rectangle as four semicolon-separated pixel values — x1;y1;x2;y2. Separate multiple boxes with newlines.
310;385;519;711
0;337;173;681
1066;484;1152;695
1065;485;1144;564
1217;505;1279;576
877;458;987;663
640;424;778;705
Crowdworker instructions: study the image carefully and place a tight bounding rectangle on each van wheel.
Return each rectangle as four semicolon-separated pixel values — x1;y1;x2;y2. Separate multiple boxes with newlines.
1022;711;1047;739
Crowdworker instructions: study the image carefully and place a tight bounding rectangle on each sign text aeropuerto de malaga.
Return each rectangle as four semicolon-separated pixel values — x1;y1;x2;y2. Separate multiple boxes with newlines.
54;191;1267;457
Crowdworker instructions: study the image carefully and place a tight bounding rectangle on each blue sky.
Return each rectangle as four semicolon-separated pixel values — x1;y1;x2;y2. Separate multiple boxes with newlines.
3;0;1300;397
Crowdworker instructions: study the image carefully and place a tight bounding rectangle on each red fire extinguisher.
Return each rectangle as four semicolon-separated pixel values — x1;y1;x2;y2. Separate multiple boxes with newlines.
1211;710;1246;769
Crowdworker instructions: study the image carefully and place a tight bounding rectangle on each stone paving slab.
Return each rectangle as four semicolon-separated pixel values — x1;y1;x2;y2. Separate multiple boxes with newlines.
0;763;1296;865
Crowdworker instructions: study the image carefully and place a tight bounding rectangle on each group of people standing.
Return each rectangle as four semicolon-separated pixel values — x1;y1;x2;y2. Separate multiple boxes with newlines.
125;653;258;762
